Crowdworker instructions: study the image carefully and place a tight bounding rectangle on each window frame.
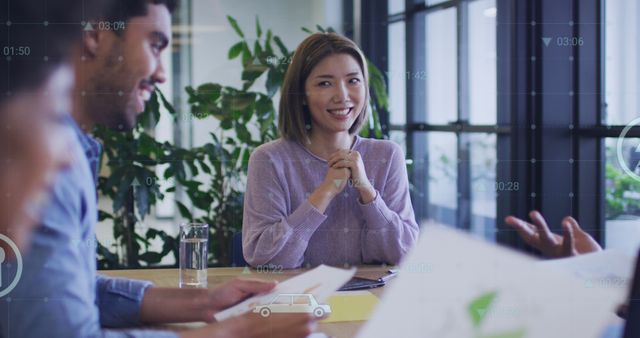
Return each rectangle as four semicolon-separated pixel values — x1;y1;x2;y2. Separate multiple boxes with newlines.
496;0;605;247
362;0;611;249
363;0;508;237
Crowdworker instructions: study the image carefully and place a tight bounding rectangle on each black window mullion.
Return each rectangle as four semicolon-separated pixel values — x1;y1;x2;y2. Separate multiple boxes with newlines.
406;123;510;133
574;0;604;244
537;0;573;234
343;0;355;41
496;0;535;248
495;0;603;250
405;0;429;221
457;0;472;231
361;0;390;137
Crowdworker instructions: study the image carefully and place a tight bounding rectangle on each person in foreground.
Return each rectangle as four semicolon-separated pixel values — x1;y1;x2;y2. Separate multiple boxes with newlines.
242;32;419;269
0;0;94;256
0;1;315;337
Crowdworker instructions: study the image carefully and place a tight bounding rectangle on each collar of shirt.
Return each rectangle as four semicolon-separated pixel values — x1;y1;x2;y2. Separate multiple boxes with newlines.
64;115;103;184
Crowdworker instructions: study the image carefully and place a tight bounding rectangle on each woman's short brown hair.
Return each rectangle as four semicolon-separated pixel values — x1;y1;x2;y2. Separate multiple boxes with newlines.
278;33;370;142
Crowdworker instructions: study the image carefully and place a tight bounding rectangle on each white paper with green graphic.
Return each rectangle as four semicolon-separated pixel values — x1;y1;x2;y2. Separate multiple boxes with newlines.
357;225;621;338
539;249;635;305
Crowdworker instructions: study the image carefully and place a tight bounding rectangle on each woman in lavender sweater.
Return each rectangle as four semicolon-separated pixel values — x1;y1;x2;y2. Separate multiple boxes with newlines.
242;33;419;269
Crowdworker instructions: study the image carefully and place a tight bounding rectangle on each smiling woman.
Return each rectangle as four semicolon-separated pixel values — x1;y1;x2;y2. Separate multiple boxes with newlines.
242;33;419;269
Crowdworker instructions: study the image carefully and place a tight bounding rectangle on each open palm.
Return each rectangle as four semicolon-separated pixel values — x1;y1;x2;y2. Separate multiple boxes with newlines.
505;210;602;258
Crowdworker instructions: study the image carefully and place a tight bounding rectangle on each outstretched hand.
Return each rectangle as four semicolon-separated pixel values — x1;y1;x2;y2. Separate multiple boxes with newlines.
504;210;602;258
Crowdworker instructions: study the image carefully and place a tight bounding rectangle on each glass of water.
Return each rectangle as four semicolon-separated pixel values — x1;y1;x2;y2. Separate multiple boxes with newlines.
179;223;209;288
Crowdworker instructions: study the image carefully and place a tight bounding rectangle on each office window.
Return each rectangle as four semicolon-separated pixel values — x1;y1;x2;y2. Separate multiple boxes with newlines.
388;20;407;152
605;138;640;253
389;0;405;15
468;0;497;125
470;133;497;238
604;0;639;125
387;0;498;238
426;133;458;224
424;7;457;125
603;0;640;253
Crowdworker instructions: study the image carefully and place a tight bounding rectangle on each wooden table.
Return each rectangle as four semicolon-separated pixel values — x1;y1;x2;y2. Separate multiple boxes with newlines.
102;266;391;338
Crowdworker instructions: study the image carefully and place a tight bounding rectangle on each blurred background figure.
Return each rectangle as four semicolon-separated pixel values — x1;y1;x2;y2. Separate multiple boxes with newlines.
0;0;106;254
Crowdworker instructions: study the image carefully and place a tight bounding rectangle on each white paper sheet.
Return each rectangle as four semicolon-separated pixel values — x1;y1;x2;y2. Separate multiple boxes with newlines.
214;264;356;321
356;225;622;338
539;250;635;304
307;333;329;338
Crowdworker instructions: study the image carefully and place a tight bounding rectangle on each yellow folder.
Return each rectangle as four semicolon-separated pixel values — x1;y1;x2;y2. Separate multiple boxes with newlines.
321;291;380;323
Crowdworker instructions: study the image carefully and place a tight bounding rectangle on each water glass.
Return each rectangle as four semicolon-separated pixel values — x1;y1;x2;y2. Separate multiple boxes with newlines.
179;223;209;288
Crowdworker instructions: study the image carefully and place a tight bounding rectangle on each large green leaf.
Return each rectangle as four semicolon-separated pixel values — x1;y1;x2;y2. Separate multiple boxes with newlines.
241;41;252;66
266;68;282;98
227;16;244;38
242;62;268;84
156;88;177;117
228;41;244;60
253;40;264;58
220;119;233;130
137;90;160;128
255;16;262;38
139;252;163;264
265;30;274;54
196;83;222;102
236;123;252;144
273;36;289;56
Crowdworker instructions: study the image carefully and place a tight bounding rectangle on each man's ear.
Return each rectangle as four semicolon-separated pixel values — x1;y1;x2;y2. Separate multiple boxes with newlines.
82;24;100;57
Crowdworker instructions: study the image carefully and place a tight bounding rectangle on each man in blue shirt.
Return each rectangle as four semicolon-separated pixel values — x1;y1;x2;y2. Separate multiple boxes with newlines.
0;1;315;337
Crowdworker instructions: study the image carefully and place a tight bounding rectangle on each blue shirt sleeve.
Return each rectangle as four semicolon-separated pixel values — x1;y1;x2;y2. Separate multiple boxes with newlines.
95;275;153;328
0;118;179;338
0;175;180;338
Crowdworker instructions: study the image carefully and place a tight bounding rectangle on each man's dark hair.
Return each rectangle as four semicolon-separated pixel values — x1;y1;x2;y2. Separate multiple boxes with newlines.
0;0;107;99
104;0;178;28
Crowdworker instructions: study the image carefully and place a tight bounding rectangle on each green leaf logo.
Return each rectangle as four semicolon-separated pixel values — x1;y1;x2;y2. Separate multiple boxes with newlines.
469;291;497;327
468;291;526;338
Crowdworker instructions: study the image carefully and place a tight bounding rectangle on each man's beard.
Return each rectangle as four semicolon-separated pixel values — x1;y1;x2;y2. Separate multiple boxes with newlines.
85;51;138;131
85;86;136;131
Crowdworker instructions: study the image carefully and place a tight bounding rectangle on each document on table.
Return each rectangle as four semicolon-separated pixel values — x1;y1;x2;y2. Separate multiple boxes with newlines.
321;291;379;323
214;264;356;321
539;250;635;304
356;225;623;338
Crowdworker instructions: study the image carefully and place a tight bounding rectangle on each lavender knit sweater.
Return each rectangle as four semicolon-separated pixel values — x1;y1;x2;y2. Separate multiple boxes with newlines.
242;136;419;268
